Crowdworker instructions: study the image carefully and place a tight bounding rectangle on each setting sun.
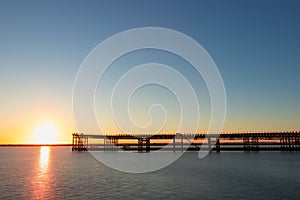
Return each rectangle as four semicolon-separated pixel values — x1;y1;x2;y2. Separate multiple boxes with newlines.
34;123;58;144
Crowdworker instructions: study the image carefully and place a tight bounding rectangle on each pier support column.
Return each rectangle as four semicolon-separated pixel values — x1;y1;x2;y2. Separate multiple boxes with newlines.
251;137;259;151
216;139;220;152
138;138;143;152
243;136;250;151
138;138;150;152
146;138;150;152
72;134;74;151
181;134;183;152
288;134;291;152
173;137;176;152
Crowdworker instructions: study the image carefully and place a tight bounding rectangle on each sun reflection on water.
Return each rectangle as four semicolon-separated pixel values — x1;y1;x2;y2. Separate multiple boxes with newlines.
31;146;51;199
39;146;50;174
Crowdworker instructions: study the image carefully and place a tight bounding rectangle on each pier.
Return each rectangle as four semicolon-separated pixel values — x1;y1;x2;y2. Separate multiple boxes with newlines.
72;131;300;152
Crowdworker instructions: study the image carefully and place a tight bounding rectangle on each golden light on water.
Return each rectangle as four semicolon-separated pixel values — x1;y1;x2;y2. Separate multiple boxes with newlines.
39;146;50;173
31;146;51;198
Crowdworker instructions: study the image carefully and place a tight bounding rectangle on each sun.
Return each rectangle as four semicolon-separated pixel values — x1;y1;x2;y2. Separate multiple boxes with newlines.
34;123;58;144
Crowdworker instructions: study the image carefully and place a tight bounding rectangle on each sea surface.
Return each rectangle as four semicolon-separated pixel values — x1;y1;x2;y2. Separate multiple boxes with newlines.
0;147;299;199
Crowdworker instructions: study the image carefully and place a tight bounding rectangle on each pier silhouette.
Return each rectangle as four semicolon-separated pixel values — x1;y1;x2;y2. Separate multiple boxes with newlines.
72;131;300;152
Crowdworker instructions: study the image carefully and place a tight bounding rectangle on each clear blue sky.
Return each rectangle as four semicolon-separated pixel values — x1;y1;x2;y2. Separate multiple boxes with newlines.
0;0;299;143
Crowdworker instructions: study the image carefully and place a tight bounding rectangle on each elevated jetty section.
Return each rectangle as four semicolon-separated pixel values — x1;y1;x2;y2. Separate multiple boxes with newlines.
72;131;300;152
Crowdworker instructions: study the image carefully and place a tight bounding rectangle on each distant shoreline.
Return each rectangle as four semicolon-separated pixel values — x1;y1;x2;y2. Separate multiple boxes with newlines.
0;144;72;147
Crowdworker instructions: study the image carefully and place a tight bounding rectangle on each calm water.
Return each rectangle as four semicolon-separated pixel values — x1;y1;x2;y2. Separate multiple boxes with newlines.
0;147;299;199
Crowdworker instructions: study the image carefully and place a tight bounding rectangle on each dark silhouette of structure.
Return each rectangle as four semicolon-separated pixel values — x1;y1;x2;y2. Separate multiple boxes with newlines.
72;131;300;152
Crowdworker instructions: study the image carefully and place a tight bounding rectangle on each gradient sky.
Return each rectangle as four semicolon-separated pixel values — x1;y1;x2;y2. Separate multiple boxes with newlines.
0;0;299;144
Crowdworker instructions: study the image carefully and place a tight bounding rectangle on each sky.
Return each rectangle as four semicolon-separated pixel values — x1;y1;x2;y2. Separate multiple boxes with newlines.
0;0;299;144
